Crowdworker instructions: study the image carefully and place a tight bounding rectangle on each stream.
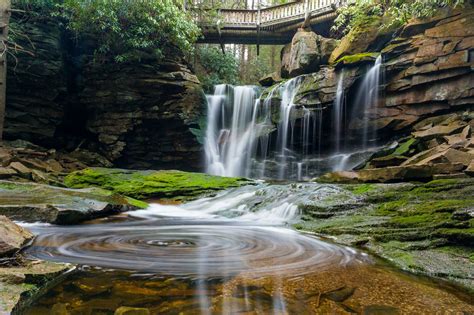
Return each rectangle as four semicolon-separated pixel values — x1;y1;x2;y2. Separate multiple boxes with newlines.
22;183;474;314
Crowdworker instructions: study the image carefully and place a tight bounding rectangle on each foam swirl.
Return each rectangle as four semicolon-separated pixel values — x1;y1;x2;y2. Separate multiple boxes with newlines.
26;221;362;277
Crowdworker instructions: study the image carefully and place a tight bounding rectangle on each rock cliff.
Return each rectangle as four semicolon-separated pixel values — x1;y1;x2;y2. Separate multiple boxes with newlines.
260;7;474;176
5;14;206;171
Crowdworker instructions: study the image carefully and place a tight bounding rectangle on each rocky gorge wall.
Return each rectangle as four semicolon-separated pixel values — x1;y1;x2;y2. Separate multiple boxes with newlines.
259;6;474;180
265;7;473;136
4;14;206;171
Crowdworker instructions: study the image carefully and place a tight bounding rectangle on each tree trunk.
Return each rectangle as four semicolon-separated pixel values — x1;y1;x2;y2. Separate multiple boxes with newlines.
0;0;10;140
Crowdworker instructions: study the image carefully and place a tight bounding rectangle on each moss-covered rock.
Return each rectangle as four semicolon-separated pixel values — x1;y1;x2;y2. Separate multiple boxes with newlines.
333;52;380;67
64;168;250;201
329;16;382;64
0;260;72;315
295;178;474;291
0;180;147;224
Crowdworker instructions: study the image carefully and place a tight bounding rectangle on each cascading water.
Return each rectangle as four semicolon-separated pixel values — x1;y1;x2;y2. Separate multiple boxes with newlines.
205;85;263;177
333;71;345;154
204;56;384;180
276;77;304;179
354;55;383;148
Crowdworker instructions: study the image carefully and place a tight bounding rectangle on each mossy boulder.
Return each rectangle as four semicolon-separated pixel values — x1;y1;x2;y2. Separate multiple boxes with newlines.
333;52;380;67
64;168;250;201
0;181;147;224
295;179;474;291
329;17;382;64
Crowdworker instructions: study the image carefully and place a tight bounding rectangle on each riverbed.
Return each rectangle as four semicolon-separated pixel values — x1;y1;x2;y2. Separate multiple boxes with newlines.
22;184;474;314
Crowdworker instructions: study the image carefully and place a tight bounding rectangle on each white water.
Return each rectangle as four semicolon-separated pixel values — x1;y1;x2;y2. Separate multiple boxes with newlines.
354;56;382;148
333;71;345;153
204;58;383;180
129;184;309;225
205;85;263;177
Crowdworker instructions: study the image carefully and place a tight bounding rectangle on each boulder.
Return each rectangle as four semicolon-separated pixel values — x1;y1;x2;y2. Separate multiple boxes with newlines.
259;72;282;87
280;43;292;78
444;125;471;145
0;181;148;224
329;17;383;64
282;29;338;77
0;216;33;257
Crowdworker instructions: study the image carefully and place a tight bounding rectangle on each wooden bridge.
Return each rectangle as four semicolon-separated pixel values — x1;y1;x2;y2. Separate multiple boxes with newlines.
190;0;346;46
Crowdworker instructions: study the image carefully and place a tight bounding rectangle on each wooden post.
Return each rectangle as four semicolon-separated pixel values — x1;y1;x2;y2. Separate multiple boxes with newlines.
0;0;11;141
256;0;260;56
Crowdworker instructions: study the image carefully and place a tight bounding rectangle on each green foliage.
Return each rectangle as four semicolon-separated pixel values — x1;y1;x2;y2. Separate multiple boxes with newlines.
196;46;240;91
333;0;465;36
11;0;200;63
61;0;200;63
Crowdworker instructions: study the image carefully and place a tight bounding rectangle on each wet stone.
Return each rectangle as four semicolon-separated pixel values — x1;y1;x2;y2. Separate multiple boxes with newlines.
363;304;400;315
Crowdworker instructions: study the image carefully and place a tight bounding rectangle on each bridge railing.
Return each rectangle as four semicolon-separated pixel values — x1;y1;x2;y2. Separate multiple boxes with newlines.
192;0;344;27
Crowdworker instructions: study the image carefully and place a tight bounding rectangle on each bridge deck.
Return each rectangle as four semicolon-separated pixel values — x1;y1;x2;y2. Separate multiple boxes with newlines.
192;0;345;45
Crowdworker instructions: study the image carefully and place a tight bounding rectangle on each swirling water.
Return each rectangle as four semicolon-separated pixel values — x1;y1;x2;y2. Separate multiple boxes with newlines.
23;183;474;314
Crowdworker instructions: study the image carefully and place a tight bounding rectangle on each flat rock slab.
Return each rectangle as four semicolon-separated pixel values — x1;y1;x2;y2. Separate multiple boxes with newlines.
64;168;250;201
0;181;147;224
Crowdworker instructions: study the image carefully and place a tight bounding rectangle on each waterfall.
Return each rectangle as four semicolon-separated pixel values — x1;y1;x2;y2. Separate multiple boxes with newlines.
276;78;302;179
354;55;382;148
205;85;263;177
333;71;345;153
204;59;383;180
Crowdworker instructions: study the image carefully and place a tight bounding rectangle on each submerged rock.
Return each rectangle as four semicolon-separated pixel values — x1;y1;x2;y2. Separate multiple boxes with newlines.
64;168;250;201
0;260;72;315
0;181;147;224
114;307;150;315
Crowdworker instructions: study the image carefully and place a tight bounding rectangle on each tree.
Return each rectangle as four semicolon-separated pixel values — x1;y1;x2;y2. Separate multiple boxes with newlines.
60;0;200;63
195;45;240;91
0;0;11;140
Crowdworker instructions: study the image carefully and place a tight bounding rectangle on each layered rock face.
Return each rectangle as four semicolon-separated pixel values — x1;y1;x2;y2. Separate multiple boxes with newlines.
80;59;205;170
262;7;474;150
5;15;205;171
374;9;474;132
5;17;66;145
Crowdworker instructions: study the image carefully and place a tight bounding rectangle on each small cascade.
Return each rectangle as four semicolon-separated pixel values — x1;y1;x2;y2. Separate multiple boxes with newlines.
354;55;383;148
333;71;345;153
276;77;303;179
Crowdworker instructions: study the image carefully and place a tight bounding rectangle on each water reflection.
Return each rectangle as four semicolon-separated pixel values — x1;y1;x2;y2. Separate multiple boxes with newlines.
23;184;474;314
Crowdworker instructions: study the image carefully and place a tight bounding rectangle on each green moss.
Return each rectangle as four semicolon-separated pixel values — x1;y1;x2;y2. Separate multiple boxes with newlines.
333;52;380;66
393;138;417;156
64;168;249;200
296;179;474;290
346;184;377;195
